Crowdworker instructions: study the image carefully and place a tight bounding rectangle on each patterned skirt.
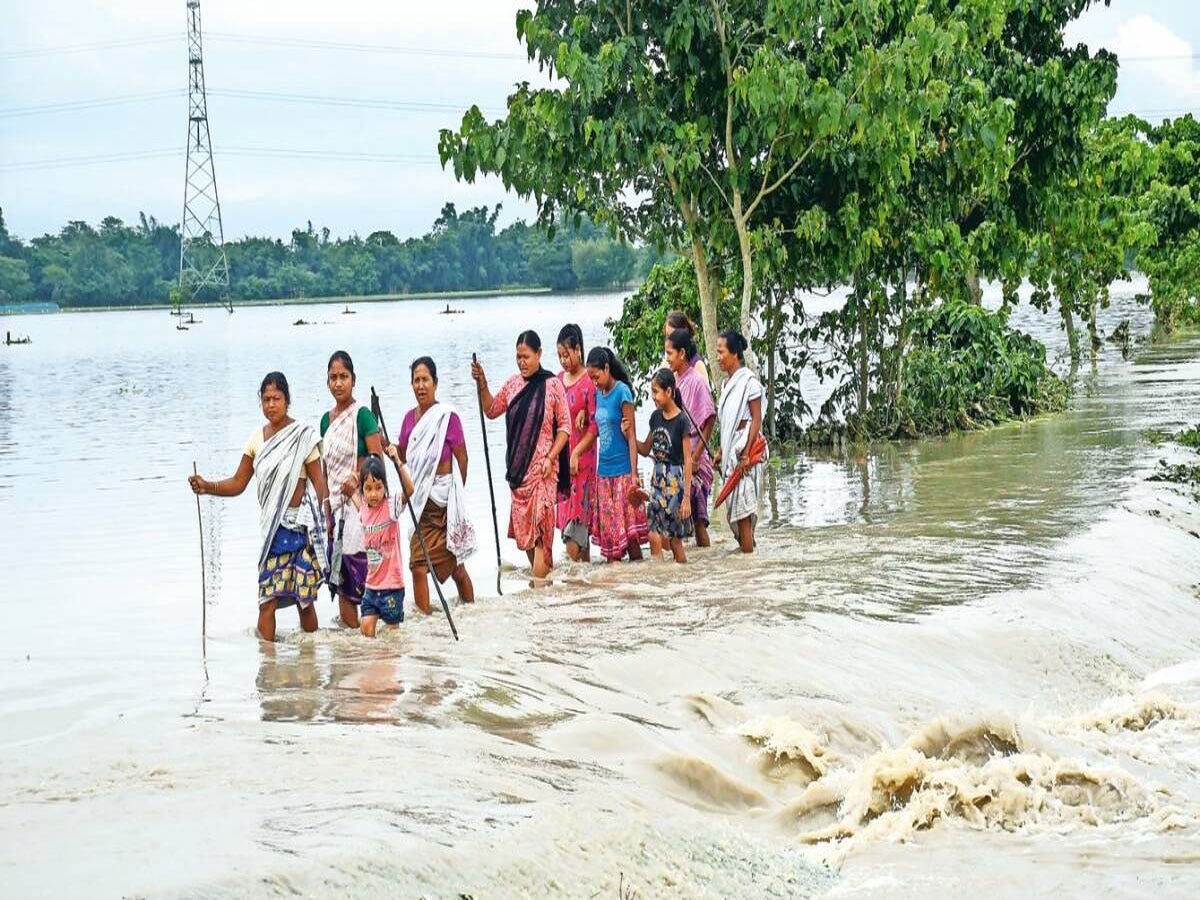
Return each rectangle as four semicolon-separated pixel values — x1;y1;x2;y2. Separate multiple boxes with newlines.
648;462;687;539
326;543;367;603
686;450;713;531
593;471;649;561
259;526;322;609
509;468;557;567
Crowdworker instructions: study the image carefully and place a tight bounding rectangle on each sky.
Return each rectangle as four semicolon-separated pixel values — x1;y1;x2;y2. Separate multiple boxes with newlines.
1;0;1198;244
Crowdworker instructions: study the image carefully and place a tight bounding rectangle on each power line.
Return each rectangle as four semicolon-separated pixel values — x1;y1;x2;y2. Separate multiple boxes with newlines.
205;31;526;61
0;31;524;63
0;90;183;118
0;34;178;60
0;88;500;119
0;148;180;171
209;88;503;115
0;146;441;173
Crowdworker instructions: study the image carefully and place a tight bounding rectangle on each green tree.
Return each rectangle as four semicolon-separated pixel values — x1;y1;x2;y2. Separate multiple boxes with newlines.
1137;115;1200;330
441;0;1022;382
0;257;34;304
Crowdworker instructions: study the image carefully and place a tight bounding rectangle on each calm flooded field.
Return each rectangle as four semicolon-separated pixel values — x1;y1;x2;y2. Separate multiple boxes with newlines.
1;285;1198;897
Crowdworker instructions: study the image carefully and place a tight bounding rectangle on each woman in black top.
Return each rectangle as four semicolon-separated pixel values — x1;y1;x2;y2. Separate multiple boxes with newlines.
633;369;694;563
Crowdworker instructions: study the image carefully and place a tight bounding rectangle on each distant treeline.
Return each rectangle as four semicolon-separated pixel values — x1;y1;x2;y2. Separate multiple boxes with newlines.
0;203;659;308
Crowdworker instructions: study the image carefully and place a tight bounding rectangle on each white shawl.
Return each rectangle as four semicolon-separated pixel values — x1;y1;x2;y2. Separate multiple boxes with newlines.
253;420;322;568
404;402;475;561
323;404;366;554
717;366;764;476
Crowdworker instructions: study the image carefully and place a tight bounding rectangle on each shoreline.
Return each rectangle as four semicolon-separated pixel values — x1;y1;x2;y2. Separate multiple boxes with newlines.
2;284;640;317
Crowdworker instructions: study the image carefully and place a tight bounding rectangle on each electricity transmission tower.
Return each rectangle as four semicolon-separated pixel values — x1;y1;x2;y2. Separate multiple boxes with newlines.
179;0;231;312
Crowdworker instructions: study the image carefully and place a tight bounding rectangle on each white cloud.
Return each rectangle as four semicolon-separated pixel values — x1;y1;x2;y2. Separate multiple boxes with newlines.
1066;6;1200;118
1108;14;1200;100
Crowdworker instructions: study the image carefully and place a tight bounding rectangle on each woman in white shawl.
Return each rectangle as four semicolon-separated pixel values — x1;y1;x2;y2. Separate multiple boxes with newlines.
189;372;332;641
393;357;475;614
715;330;767;553
320;350;382;629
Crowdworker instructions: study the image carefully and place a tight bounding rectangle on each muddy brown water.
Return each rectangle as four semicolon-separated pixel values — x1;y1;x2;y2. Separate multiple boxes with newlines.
1;284;1198;897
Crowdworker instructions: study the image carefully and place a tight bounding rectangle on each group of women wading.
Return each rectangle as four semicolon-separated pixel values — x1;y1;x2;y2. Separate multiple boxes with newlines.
188;314;766;641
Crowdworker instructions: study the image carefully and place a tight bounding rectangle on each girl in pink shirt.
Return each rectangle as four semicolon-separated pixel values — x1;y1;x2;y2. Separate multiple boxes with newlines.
350;454;406;636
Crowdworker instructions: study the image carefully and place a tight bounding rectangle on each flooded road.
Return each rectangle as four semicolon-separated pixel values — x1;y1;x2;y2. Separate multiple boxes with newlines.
1;286;1198;897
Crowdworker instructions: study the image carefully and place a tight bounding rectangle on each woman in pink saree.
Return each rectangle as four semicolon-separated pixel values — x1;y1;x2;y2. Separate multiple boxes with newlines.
470;330;570;580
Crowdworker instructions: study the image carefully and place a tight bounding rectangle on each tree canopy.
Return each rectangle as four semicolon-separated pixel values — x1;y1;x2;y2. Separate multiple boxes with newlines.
0;204;652;308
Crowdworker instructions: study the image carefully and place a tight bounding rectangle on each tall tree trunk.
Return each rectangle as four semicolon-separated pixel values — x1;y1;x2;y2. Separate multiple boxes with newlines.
857;290;870;436
1060;296;1080;370
733;202;754;339
893;280;909;409
966;269;983;306
689;236;722;385
765;289;778;438
1086;299;1101;358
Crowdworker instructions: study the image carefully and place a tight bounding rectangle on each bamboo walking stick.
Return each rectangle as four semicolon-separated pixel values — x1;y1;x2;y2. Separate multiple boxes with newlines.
472;353;504;595
193;462;207;658
370;387;460;641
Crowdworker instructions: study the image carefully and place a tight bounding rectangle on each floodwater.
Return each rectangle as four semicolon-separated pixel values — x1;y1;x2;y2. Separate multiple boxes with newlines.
1;285;1198;898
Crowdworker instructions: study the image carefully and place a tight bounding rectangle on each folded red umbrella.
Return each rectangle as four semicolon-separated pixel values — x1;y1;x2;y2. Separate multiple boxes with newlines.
714;433;767;508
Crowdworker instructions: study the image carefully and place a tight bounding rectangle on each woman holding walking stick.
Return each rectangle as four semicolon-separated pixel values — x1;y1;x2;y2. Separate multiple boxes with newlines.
319;350;382;629
391;357;475;615
470;331;570;580
188;372;332;641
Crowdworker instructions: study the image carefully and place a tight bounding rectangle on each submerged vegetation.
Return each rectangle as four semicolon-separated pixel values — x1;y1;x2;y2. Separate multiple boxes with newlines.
1146;425;1200;501
441;0;1200;443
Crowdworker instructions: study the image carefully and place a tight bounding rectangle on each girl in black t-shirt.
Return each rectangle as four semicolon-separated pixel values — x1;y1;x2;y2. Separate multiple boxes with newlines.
633;369;694;563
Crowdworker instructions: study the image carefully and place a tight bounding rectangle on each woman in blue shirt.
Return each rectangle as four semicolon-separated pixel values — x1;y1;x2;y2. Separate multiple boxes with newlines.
586;347;647;561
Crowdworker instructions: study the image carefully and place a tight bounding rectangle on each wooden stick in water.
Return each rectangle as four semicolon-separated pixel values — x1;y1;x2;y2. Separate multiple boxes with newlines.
193;461;207;658
473;353;504;596
370;387;460;641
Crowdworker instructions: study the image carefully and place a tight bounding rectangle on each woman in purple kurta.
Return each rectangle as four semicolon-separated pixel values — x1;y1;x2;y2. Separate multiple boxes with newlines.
666;328;716;547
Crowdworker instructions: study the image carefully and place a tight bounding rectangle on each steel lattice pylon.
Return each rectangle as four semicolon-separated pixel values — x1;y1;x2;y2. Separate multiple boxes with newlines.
179;0;231;312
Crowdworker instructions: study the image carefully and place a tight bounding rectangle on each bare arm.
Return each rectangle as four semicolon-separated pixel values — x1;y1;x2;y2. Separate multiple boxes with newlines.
385;444;416;500
682;432;694;493
189;453;254;497
471;358;500;418
364;430;384;457
303;457;331;517
572;429;597;462
634;428;651;457
740;396;763;471
453;441;469;485
691;413;716;468
622;402;640;477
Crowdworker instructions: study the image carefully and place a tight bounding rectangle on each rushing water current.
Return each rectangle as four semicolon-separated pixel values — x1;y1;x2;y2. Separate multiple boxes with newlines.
1;284;1199;898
